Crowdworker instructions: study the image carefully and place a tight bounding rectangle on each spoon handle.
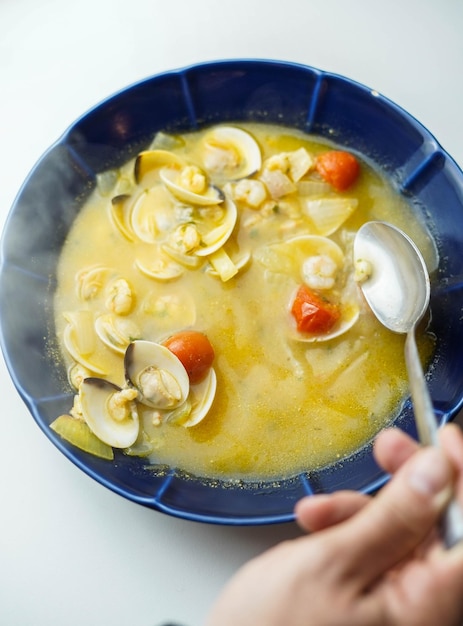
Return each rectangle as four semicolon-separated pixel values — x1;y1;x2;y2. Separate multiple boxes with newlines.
404;330;439;446
405;329;463;549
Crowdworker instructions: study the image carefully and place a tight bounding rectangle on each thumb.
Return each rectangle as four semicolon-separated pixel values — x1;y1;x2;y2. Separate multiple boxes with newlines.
331;445;454;587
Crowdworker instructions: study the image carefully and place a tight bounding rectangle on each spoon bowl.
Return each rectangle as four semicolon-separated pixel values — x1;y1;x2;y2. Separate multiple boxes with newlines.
354;220;463;548
353;221;430;334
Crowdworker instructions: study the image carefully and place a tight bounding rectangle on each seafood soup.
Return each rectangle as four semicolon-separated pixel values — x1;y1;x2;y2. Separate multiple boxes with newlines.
52;123;436;480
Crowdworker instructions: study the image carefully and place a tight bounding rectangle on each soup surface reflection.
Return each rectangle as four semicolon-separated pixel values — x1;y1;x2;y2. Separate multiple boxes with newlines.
53;123;435;480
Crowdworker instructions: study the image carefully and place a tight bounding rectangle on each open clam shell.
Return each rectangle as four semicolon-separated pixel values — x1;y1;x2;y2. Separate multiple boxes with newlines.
129;186;174;243
75;264;112;300
134;149;185;184
94;314;141;354
135;255;184;281
159;166;224;206
79;378;139;448
201;126;262;182
183;367;217;427
62;315;106;376
194;195;238;257
288;296;360;343
124;340;190;409
255;235;360;342
110;194;135;241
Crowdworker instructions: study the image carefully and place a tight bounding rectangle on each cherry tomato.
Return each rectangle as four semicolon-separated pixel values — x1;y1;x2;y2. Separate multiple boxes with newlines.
315;150;360;191
291;285;340;334
163;330;215;384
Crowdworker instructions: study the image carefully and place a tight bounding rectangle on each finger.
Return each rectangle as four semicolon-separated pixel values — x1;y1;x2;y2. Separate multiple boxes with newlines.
296;428;421;535
295;491;370;532
329;444;454;588
440;423;463;474
440;424;463;499
438;424;463;546
374;427;420;474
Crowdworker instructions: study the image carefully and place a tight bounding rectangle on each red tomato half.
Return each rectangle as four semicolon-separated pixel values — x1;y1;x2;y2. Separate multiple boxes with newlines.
315;150;360;191
291;285;341;334
163;330;215;384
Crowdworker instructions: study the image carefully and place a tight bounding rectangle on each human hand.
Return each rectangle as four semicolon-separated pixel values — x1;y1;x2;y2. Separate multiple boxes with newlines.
205;424;463;626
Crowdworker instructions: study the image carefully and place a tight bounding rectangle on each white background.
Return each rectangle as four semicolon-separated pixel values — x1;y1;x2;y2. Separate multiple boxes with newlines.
1;1;462;625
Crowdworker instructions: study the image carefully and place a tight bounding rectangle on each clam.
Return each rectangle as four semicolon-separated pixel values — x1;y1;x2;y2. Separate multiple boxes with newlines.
124;340;189;409
79;378;139;448
164;368;217;427
68;363;91;390
201;126;262;181
130;186;169;243
194;196;238;257
159;166;224;206
62;312;106;376
289;297;360;343
254;235;360;342
289;273;361;343
134;149;185;184
95;314;141;354
135;253;184;281
75;264;112;300
183;367;217;427
110;194;135;241
161;243;204;269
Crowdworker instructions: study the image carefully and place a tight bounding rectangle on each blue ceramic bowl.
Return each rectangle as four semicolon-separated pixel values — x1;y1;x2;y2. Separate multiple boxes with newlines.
2;59;463;525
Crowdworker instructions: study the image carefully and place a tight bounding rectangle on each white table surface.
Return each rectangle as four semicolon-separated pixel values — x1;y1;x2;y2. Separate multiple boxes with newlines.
1;1;462;624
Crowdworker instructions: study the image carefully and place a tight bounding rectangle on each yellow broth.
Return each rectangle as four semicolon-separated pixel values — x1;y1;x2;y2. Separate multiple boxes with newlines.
54;123;435;480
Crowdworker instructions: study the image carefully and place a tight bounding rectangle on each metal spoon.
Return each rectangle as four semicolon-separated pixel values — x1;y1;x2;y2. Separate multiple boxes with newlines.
354;220;463;548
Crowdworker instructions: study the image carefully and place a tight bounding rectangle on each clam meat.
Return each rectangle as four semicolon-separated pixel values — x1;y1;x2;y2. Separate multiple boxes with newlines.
160;165;224;206
124;340;190;409
201;126;262;182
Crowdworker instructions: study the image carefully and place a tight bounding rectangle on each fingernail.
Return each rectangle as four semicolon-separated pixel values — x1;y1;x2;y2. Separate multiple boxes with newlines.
407;447;451;500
